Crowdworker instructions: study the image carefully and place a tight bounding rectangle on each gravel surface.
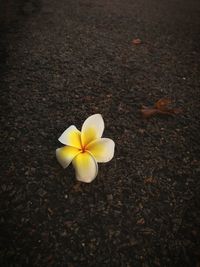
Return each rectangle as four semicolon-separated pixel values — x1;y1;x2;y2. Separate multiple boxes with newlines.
0;0;200;266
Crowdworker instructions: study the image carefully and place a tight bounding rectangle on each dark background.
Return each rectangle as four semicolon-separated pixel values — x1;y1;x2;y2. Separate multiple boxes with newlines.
0;0;200;266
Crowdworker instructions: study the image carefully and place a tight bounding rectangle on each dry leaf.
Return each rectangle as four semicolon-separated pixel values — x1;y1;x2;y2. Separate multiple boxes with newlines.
132;38;142;45
155;98;171;110
72;182;83;192
141;106;159;118
141;98;182;118
47;208;54;216
144;177;157;184
136;218;145;225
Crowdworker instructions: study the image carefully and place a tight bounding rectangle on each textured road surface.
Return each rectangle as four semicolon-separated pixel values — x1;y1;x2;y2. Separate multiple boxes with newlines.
1;0;200;266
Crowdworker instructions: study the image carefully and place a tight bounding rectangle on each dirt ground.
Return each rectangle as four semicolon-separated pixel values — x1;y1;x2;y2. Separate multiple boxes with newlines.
0;0;200;266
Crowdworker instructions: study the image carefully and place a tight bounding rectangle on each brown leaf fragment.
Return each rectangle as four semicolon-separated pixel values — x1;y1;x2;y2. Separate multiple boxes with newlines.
132;38;142;45
138;128;145;134
141;227;155;235
155;98;171;110
144;177;157;184
72;181;82;192
64;220;73;228
47;208;54;216
141;107;159;118
141;98;182;118
136;218;145;225
170;108;182;114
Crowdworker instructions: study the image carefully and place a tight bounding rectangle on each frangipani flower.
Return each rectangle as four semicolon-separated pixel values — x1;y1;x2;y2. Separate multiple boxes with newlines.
56;114;115;183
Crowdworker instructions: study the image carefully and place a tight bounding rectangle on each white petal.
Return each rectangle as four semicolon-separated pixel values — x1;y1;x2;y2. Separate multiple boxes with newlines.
72;152;98;183
86;138;115;163
58;125;81;149
81;114;104;146
56;146;80;168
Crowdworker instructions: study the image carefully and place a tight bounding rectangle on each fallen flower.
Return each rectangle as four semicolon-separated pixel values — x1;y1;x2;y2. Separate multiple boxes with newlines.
56;114;115;183
141;98;182;118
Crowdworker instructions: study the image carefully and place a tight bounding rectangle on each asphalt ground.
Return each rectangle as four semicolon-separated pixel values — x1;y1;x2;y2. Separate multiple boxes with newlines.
0;0;200;266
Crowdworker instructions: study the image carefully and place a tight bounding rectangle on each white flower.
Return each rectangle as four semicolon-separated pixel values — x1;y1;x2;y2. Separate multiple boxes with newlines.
56;114;115;183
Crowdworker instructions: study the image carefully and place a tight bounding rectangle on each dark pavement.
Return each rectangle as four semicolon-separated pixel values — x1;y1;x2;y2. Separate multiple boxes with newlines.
0;0;200;266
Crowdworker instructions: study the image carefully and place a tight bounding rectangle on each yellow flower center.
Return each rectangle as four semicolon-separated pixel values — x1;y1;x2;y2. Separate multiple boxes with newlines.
80;144;87;153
